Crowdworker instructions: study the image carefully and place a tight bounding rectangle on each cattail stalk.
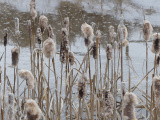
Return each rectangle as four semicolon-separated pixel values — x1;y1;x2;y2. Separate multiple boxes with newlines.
7;93;14;120
0;67;2;120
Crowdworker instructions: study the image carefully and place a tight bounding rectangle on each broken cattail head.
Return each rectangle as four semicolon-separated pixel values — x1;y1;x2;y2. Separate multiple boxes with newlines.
15;18;20;36
4;28;8;46
106;44;112;60
47;25;54;39
81;22;94;47
27;20;31;35
96;30;101;44
63;17;69;31
151;33;160;54
143;20;153;41
39;15;48;33
11;47;19;68
25;99;42;120
60;42;66;64
69;51;74;65
36;28;42;44
78;73;88;99
19;70;35;89
43;37;55;58
93;41;97;59
123;92;137;120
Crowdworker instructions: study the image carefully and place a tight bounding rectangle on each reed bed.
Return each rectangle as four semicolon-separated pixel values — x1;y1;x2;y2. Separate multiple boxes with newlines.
0;1;159;120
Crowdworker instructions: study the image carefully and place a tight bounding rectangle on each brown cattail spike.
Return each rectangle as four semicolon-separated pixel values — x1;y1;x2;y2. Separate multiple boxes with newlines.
101;90;114;118
106;44;112;60
60;42;66;64
69;51;74;65
47;25;54;39
81;22;94;47
36;28;42;44
4;28;8;46
151;33;160;54
143;20;153;41
43;38;55;58
78;73;88;99
156;54;160;68
123;92;137;120
11;47;19;68
93;41;97;59
25;99;43;120
39;15;48;33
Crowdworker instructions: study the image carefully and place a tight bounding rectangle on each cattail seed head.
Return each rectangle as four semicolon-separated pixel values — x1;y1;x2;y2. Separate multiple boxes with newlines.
63;17;69;32
47;25;54;39
61;28;69;51
156;54;160;68
36;28;42;44
43;37;55;58
96;30;101;44
4;28;8;46
81;22;94;47
106;44;112;60
39;15;48;33
151;33;160;54
109;25;115;43
30;8;37;21
11;47;19;68
78;73;88;100
27;20;31;35
69;51;74;65
123;92;137;120
25;99;42;120
15;18;20;36
7;93;14;120
101;90;114;118
19;70;35;89
60;42;66;64
93;41;97;59
30;0;36;10
143;20;153;41
117;24;128;42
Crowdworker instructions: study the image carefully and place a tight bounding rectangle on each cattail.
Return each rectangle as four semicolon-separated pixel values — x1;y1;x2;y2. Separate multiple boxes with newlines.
96;30;101;44
42;37;55;58
63;17;69;32
117;24;128;41
27;20;31;35
123;92;137;120
156;54;160;68
25;99;43;120
60;42;66;63
109;25;115;43
62;28;69;51
81;22;94;47
47;25;54;39
30;0;36;9
39;15;48;33
151;33;160;54
93;41;97;59
143;20;153;41
4;28;8;46
11;47;19;67
78;73;88;99
30;0;37;20
19;70;34;89
36;28;42;44
106;44;112;60
152;76;160;110
7;93;14;120
101;90;114;118
69;51;74;65
15;18;20;36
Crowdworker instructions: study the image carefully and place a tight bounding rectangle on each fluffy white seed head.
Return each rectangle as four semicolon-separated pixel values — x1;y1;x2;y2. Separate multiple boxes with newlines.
39;15;48;32
11;47;19;68
151;33;160;54
43;37;55;58
25;99;42;120
143;20;153;41
81;22;94;47
123;92;137;120
19;70;34;89
117;24;128;42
